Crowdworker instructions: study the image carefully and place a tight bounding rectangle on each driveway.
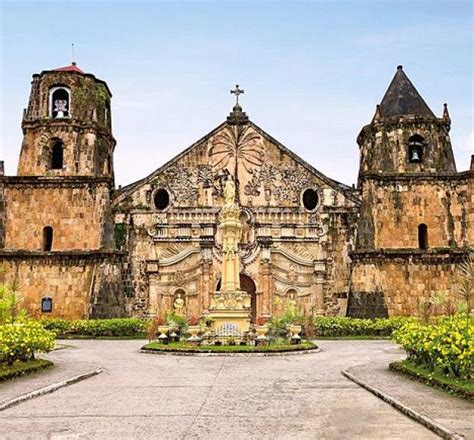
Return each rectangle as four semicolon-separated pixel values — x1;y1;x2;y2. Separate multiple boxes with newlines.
0;340;438;439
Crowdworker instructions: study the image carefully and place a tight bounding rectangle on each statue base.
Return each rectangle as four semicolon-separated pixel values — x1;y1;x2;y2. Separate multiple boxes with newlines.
208;290;251;334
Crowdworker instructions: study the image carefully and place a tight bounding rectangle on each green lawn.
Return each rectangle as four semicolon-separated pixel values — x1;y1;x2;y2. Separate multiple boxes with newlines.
0;359;54;382
142;341;317;353
314;335;390;340
390;360;474;401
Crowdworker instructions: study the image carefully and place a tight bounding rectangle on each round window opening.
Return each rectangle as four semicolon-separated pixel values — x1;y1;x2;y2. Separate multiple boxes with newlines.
302;188;319;211
154;188;170;210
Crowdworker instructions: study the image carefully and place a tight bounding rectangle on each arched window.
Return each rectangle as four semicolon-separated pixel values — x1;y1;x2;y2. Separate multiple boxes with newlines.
408;135;424;163
43;226;53;251
51;140;64;169
49;87;70;118
418;224;428;250
41;297;53;313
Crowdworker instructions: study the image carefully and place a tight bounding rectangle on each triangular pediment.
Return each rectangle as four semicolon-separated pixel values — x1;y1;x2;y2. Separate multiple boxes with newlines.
114;118;359;210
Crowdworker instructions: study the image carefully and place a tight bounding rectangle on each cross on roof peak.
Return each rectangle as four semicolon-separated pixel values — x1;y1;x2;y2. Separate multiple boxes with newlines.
230;84;244;105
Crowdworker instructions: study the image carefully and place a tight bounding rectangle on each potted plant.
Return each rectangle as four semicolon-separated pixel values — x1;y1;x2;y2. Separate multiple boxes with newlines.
255;317;269;346
156;316;170;344
186;316;201;345
287;322;302;344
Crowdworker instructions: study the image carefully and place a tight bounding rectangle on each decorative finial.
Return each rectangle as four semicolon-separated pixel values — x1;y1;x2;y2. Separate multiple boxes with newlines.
442;103;450;120
230;84;245;106
397;65;403;70
373;104;382;122
442;103;451;130
71;43;76;66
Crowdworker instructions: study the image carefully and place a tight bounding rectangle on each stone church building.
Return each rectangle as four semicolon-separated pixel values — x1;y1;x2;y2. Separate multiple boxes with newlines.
0;64;472;320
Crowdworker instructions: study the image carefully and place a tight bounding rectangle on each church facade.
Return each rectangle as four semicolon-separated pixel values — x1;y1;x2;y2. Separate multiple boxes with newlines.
0;64;472;320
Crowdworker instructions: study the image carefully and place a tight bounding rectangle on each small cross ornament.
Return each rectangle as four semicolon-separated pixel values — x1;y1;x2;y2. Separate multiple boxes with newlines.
230;84;244;105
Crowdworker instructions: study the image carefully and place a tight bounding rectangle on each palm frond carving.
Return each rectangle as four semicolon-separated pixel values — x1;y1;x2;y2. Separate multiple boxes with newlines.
208;125;264;179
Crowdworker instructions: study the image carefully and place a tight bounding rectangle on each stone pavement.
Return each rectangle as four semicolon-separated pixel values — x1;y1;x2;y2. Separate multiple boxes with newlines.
0;340;445;439
0;345;100;409
345;362;473;439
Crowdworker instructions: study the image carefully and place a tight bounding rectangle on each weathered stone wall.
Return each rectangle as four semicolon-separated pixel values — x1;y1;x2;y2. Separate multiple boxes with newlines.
349;251;466;316
357;176;470;249
3;179;114;251
115;120;359;320
0;252;124;320
357;116;455;175
18;70;114;178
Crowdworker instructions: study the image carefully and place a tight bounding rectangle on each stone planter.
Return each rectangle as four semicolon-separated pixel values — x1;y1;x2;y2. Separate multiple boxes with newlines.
158;325;170;344
255;325;268;346
186;325;201;345
287;324;302;344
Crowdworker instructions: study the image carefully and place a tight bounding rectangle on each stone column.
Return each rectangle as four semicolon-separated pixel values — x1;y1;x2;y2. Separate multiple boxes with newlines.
148;274;161;315
259;260;272;317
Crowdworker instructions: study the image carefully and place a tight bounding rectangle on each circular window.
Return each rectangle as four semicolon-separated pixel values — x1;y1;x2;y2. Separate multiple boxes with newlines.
154;188;170;210
302;188;319;211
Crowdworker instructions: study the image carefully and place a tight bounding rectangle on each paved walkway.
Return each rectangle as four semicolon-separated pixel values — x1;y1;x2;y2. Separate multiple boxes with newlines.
0;340;445;439
0;345;99;408
345;362;473;439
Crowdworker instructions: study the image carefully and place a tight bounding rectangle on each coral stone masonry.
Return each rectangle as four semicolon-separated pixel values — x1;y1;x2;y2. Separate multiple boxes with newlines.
0;65;471;320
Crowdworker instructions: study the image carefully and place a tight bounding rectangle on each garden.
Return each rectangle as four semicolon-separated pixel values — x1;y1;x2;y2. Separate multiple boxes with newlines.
0;275;55;381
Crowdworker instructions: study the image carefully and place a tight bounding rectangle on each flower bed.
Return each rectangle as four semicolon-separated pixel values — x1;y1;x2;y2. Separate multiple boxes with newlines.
0;358;54;382
389;359;473;401
392;315;473;382
141;340;317;354
41;318;150;338
0;321;55;365
313;316;415;337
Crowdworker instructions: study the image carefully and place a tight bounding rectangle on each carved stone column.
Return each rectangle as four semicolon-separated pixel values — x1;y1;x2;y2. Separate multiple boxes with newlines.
148;274;161;316
201;261;212;313
260;260;272;318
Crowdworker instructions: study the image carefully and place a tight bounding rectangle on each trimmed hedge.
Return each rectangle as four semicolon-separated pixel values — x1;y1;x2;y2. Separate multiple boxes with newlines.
313;316;416;337
392;315;473;381
41;318;150;338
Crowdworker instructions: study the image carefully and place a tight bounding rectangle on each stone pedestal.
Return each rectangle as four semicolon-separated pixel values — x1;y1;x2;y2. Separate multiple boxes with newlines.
208;290;251;333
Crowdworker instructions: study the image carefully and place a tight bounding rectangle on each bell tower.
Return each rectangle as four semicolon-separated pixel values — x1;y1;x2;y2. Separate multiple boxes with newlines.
349;66;471;317
356;65;459;250
18;63;115;178
4;63;116;252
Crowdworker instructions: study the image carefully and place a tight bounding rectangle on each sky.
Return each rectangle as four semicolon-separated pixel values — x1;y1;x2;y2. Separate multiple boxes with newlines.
0;0;472;187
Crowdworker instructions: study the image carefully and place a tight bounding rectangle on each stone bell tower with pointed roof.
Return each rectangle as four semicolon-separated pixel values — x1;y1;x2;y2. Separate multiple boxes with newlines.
349;66;472;317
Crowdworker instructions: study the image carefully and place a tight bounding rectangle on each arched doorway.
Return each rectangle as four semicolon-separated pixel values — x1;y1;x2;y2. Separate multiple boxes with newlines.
216;274;257;323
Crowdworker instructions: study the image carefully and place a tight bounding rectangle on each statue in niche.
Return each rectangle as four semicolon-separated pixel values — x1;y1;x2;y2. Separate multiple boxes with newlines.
240;212;251;244
173;292;185;315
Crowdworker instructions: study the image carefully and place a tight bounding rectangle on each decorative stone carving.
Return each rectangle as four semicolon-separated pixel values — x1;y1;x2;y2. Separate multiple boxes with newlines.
210;290;250;310
208;124;264;181
244;163;312;204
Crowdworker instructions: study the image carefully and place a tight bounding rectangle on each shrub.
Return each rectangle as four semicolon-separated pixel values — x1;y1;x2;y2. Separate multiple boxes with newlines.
392;315;473;380
313;316;414;337
41;318;149;338
0;320;55;365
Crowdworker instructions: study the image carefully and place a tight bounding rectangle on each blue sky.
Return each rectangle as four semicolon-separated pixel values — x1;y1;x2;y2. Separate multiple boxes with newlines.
1;0;472;186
